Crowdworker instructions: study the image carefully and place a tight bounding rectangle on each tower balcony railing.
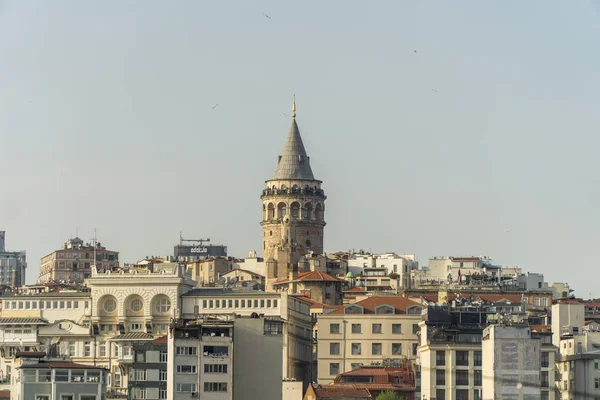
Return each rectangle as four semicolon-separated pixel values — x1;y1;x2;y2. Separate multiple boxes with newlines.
261;188;325;198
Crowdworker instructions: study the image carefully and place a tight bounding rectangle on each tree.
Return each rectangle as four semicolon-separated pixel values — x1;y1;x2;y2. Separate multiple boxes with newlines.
375;390;406;400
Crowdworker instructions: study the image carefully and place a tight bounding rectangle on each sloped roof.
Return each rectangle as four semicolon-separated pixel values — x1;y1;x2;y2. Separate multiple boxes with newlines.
328;296;423;315
312;384;372;399
333;366;415;390
110;332;154;341
270;118;315;181
345;286;367;293
0;317;48;325
274;271;342;285
151;336;168;344
221;269;264;278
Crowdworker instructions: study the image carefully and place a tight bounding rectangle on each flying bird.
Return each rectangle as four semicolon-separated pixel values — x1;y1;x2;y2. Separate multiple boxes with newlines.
212;104;219;109
431;89;439;92
262;13;271;20
414;50;417;53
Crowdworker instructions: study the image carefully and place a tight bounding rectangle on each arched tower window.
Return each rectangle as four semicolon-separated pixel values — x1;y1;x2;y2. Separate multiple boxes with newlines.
303;203;313;220
267;203;275;220
290;202;300;219
262;204;267;221
277;202;287;219
315;203;323;221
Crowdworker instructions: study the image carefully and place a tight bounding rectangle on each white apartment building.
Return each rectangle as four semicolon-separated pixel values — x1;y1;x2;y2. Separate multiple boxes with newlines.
317;296;423;384
347;253;418;288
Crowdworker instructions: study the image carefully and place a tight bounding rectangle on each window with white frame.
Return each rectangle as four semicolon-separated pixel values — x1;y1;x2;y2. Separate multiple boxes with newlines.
176;365;197;374
176;383;197;392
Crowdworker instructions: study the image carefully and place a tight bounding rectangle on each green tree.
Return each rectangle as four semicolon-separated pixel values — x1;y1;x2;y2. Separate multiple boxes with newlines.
375;390;406;400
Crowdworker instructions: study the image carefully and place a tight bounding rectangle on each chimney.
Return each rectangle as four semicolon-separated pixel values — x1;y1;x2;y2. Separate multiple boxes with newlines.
0;231;5;252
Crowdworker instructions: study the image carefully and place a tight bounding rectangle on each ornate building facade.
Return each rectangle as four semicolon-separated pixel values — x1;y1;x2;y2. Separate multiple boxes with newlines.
260;99;327;282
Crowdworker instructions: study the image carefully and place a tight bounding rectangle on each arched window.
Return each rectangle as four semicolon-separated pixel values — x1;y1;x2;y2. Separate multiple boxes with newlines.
290;202;300;219
303;203;313;220
277;203;287;219
267;203;275;220
315;204;323;221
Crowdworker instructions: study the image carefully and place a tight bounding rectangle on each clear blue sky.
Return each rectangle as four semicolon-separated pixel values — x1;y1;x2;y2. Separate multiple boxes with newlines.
1;1;599;296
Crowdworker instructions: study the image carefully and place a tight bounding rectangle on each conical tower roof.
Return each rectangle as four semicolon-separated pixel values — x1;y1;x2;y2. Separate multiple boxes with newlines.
271;98;315;180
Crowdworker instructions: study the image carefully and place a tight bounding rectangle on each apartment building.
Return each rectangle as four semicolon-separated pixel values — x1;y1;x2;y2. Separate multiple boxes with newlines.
181;289;312;398
129;336;168;400
419;303;555;400
186;257;233;286
317;296;423;384
166;322;233;400
38;237;119;284
12;355;107;400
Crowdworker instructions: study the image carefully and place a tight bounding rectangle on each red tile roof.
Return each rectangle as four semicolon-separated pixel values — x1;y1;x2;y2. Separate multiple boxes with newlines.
311;384;372;399
333;366;415;391
328;296;423;315
274;271;342;284
298;296;328;308
345;286;367;293
151;335;168;344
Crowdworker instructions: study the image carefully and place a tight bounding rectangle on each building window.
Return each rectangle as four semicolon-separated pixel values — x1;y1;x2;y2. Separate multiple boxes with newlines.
351;343;361;355
103;298;117;313
176;347;197;356
392;343;402;355
541;371;549;387
372;343;382;355
160;370;167;381
130;298;143;312
474;350;482;366
436;369;445;385
133;388;146;399
392;324;402;334
135;369;146;381
436;389;446;400
61;396;74;400
159;389;167;399
372;323;382;334
36;397;50;400
204;364;228;373
176;365;197;374
330;324;340;334
541;352;549;368
264;321;283;335
436;351;446;366
456;370;469;386
412;324;419;334
156;298;171;313
412;343;418;356
114;372;121;387
456;351;469;366
474;370;482;386
329;363;340;376
330;343;340;355
99;343;106;357
456;389;469;400
351;324;361;334
159;351;168;362
176;383;197;392
540;391;548;400
595;360;599;370
84;342;91;357
204;382;227;392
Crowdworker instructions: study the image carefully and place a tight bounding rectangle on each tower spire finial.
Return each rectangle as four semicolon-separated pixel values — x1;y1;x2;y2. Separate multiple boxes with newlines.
292;95;296;118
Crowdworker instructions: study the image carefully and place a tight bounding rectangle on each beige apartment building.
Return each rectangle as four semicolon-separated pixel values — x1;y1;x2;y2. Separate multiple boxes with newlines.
186;257;233;286
317;296;423;384
38;237;119;284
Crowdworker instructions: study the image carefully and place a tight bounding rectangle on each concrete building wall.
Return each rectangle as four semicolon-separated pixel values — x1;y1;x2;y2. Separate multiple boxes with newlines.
232;318;284;400
482;325;541;400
